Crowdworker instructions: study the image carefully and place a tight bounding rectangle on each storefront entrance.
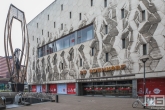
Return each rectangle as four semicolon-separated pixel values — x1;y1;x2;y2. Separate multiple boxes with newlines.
82;80;132;97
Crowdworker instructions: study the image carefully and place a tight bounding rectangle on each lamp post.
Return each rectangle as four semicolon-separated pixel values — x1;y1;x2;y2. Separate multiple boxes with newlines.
140;56;149;109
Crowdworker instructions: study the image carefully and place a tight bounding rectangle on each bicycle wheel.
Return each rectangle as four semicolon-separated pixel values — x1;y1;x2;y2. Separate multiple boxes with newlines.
132;101;139;108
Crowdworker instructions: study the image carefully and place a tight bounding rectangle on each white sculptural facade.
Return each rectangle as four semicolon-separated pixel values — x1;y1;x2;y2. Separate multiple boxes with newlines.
27;0;165;96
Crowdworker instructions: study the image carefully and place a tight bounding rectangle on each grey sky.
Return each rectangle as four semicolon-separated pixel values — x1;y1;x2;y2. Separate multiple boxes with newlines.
0;0;55;56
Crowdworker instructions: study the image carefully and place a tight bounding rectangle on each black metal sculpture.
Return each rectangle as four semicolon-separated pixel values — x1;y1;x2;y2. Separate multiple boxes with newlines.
4;4;29;92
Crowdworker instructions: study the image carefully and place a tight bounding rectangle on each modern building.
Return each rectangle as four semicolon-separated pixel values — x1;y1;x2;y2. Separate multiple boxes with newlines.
27;0;165;97
0;56;13;89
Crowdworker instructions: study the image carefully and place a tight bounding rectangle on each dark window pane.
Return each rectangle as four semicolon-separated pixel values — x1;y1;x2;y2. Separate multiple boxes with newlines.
142;10;145;21
106;53;109;62
122;38;125;49
92;48;94;56
105;25;108;34
80;58;82;67
143;44;147;55
121;9;124;18
91;0;93;6
104;0;107;7
79;13;81;20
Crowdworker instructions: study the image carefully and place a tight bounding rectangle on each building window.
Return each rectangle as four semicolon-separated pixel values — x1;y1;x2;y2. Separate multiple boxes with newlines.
61;63;63;69
70;12;72;19
54;22;56;28
121;9;124;19
122;38;126;49
106;53;109;62
48;15;49;20
143;44;147;55
37;38;38;43
92;47;94;56
104;0;107;7
79;13;81;20
105;25;108;34
61;4;63;11
142;10;145;21
91;0;93;6
61;24;63;30
70;53;72;61
42;30;43;35
37;23;38;28
33;36;34;41
48;31;49;37
80;58;82;67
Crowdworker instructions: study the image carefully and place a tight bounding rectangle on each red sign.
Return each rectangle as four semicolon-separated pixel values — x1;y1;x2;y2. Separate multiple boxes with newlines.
137;78;165;96
31;85;36;92
49;84;57;93
42;85;46;93
67;83;76;94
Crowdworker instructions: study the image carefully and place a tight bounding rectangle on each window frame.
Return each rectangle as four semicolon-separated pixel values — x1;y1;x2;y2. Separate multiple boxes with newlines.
122;38;126;49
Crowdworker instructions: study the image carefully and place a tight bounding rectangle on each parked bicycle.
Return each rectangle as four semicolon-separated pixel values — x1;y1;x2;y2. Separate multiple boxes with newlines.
132;95;155;108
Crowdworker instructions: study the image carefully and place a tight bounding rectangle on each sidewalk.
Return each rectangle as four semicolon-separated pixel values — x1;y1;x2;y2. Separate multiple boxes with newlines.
7;95;147;110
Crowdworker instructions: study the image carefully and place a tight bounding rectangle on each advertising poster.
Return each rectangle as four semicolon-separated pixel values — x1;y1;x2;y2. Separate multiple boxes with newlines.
36;85;42;93
42;85;46;93
31;85;36;92
49;84;57;93
137;78;165;95
67;83;76;94
57;84;67;94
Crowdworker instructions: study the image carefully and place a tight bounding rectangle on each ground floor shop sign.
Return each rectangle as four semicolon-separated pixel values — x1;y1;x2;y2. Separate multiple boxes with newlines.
31;85;36;92
137;78;165;95
49;84;57;93
67;83;76;94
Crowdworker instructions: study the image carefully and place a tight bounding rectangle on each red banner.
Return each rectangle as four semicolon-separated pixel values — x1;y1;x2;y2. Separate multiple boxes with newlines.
137;78;165;96
49;84;57;93
67;83;76;94
42;85;46;93
31;85;36;92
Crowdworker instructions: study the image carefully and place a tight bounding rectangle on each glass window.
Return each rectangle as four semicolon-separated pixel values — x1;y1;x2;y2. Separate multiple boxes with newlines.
143;44;147;55
77;30;82;44
91;0;93;6
106;53;109;62
104;0;107;7
61;4;63;11
122;38;125;49
142;10;145;21
53;42;56;52
81;25;93;43
56;39;63;51
63;36;70;49
121;9;124;19
79;13;81;20
80;58;82;67
92;48;94;56
105;25;108;34
70;33;75;47
49;43;53;54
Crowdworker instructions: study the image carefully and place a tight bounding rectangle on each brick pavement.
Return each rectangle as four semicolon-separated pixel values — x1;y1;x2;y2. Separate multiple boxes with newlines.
6;95;151;110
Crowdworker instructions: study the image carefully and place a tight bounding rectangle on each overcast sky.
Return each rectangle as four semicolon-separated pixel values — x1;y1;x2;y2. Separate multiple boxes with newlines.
0;0;55;57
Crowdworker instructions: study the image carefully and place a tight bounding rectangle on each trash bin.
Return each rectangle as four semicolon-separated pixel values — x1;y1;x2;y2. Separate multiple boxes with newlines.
56;95;58;103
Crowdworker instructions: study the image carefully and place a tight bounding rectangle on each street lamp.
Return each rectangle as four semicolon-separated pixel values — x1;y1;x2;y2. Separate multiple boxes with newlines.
140;55;149;109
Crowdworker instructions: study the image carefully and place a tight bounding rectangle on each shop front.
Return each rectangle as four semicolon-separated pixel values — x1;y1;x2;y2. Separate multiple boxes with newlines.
49;84;57;93
82;80;132;97
137;78;165;96
31;85;36;92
